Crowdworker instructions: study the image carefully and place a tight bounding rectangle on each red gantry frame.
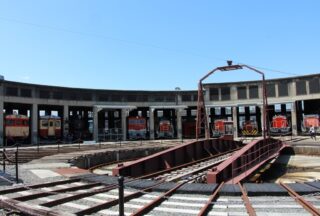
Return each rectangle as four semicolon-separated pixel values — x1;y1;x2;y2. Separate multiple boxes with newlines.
196;61;269;140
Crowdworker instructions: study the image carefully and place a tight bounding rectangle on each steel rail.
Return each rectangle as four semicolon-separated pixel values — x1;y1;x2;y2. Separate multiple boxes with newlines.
14;182;102;201
280;182;320;216
197;182;224;216
41;174;157;207
238;183;256;216
0;196;66;216
131;181;186;216
74;180;166;215
139;148;240;180
0;178;80;195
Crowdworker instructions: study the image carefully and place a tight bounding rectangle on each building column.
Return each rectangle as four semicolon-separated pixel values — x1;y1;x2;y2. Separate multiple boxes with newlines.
232;106;238;139
0;101;3;146
149;108;155;139
291;102;298;136
176;108;182;139
31;104;38;144
63;105;69;139
93;106;99;142
260;105;265;137
121;109;128;141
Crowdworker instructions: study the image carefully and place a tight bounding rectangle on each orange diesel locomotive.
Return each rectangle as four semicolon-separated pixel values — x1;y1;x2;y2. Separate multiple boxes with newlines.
270;115;291;134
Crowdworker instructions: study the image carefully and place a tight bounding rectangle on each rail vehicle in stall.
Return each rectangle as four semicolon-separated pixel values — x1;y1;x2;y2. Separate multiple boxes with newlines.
270;115;291;134
301;114;320;134
69;116;93;140
39;115;62;139
241;120;259;136
4;114;29;141
157;119;174;139
212;119;233;138
128;116;147;139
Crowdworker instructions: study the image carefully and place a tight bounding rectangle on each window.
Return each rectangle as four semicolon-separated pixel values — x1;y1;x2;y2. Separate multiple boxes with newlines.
55;121;61;127
278;82;289;97
275;104;281;113
210;88;219;101
39;90;50;99
214;107;221;115
239;106;245;114
286;103;292;112
237;87;247;99
296;80;307;95
309;78;320;94
266;84;276;97
157;110;163;117
249;106;256;114
49;121;54;127
182;94;191;101
21;88;32;97
191;110;197;116
5;87;18;96
42;120;48;127
239;116;246;129
221;87;230;100
225;107;232;115
249;86;259;99
6;119;14;126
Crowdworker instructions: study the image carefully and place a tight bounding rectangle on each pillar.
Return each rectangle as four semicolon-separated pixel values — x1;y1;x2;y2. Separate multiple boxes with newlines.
176;108;182;139
260;105;265;137
232;106;238;139
0;101;3;146
149;108;155;139
63;105;69;139
93;106;99;142
121;109;127;141
31;104;38;144
291;102;298;136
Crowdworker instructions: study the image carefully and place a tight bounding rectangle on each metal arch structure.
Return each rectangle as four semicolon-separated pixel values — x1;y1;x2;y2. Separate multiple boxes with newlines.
196;62;269;139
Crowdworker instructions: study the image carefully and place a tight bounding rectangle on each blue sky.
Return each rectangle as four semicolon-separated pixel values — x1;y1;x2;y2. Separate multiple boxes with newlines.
0;1;319;90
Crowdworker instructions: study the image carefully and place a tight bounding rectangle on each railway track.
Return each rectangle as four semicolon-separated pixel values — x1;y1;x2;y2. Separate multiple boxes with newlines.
1;149;320;215
1;177;320;215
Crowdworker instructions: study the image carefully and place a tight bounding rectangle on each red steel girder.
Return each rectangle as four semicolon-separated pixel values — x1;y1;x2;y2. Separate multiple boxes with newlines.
112;139;243;177
207;138;288;184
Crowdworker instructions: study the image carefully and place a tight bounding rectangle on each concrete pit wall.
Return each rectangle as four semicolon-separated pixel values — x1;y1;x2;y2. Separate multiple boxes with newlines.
70;146;169;169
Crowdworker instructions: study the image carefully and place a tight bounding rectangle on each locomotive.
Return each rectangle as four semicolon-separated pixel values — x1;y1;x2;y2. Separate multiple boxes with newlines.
270;115;291;134
212;119;233;138
157;119;174;139
241;120;259;136
128;116;147;139
301;114;320;134
4;114;29;140
39;115;62;139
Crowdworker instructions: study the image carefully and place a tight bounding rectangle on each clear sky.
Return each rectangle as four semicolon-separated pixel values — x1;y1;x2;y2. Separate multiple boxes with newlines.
0;1;319;90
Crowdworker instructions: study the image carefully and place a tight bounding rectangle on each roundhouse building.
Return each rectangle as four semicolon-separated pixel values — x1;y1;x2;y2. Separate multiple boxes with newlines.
1;73;320;145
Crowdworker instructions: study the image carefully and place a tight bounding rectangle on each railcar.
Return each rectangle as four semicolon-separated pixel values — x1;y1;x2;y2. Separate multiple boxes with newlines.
4;114;29;139
301;114;320;134
270;115;291;134
241;120;259;136
128;116;147;139
212;119;234;138
157;119;174;138
39;115;62;139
